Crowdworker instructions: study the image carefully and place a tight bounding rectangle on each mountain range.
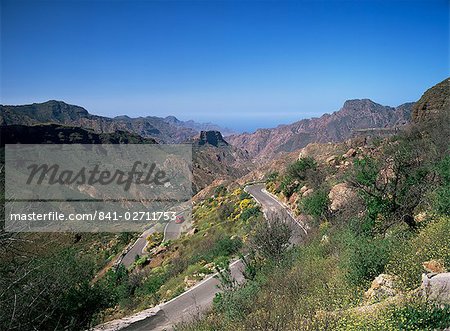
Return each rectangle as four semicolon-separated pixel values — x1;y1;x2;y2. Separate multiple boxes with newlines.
227;99;414;159
163;116;235;137
0;100;232;144
6;83;448;194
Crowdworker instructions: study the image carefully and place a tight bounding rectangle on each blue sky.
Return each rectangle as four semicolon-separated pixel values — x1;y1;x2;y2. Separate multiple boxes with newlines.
1;0;448;132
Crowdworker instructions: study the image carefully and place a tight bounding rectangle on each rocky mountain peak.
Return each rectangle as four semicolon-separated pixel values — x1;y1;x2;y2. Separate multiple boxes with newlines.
164;115;181;124
227;97;414;160
40;100;90;116
341;99;388;113
197;130;229;147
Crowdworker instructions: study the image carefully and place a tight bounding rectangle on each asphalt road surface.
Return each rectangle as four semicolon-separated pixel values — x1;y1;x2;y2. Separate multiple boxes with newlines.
163;216;186;242
121;227;157;267
103;184;304;331
121;259;245;331
122;212;188;267
245;183;306;245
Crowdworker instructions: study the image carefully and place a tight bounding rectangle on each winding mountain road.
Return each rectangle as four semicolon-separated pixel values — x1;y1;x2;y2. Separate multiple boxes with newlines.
121;227;157;267
94;184;305;331
122;211;189;267
245;184;307;245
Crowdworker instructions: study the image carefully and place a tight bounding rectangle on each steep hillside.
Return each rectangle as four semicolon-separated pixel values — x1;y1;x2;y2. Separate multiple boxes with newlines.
227;99;413;159
412;77;449;122
179;83;450;331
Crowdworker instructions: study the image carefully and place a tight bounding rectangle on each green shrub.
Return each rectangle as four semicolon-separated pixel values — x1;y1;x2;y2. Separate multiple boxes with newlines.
300;189;330;219
214;185;227;197
239;190;251;200
138;268;169;296
389;301;450;330
338;230;394;286
146;232;164;251
430;155;450;215
217;202;234;220
191;236;242;264
431;185;450;215
335;300;450;330
250;216;291;261
0;248;110;331
210;236;242;259
213;281;261;321
286;157;317;181
240;206;260;222
386;216;450;290
266;171;279;182
279;174;297;198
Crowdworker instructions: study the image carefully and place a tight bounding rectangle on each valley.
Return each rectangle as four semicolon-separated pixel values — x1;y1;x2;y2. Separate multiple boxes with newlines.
0;77;449;331
2;1;448;330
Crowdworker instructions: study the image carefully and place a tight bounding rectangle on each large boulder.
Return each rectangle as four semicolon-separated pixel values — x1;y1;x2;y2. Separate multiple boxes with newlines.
300;185;309;194
302;188;314;197
421;273;450;304
328;182;357;212
184;276;197;289
186;227;199;236
326;155;338;165
342;148;357;159
364;274;399;301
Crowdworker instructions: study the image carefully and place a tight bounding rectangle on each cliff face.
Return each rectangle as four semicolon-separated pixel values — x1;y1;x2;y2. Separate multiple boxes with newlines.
196;131;229;147
412;78;449;123
227;99;413;159
184;131;251;193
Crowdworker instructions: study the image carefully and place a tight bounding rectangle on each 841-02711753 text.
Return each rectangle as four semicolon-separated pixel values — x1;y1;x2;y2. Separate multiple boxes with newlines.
9;211;177;222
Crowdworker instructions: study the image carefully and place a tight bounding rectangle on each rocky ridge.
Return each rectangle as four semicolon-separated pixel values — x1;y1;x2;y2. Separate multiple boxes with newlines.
412;77;449;122
227;99;413;160
0;100;229;144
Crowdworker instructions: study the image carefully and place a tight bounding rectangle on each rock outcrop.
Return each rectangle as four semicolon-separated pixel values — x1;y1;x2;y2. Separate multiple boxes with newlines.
423;260;447;274
328;182;357;212
196;131;229;147
191;132;251;193
421;272;450;304
364;274;399;301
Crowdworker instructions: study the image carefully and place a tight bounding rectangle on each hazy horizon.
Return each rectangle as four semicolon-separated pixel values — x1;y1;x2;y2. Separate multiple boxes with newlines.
1;0;448;132
0;94;425;134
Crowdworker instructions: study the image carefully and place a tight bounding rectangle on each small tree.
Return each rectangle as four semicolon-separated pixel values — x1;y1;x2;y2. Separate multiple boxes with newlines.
350;134;435;233
250;212;292;262
279;174;297;198
214;257;238;291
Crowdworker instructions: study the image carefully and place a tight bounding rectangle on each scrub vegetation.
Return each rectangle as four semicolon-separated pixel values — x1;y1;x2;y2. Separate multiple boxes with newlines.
178;112;450;331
